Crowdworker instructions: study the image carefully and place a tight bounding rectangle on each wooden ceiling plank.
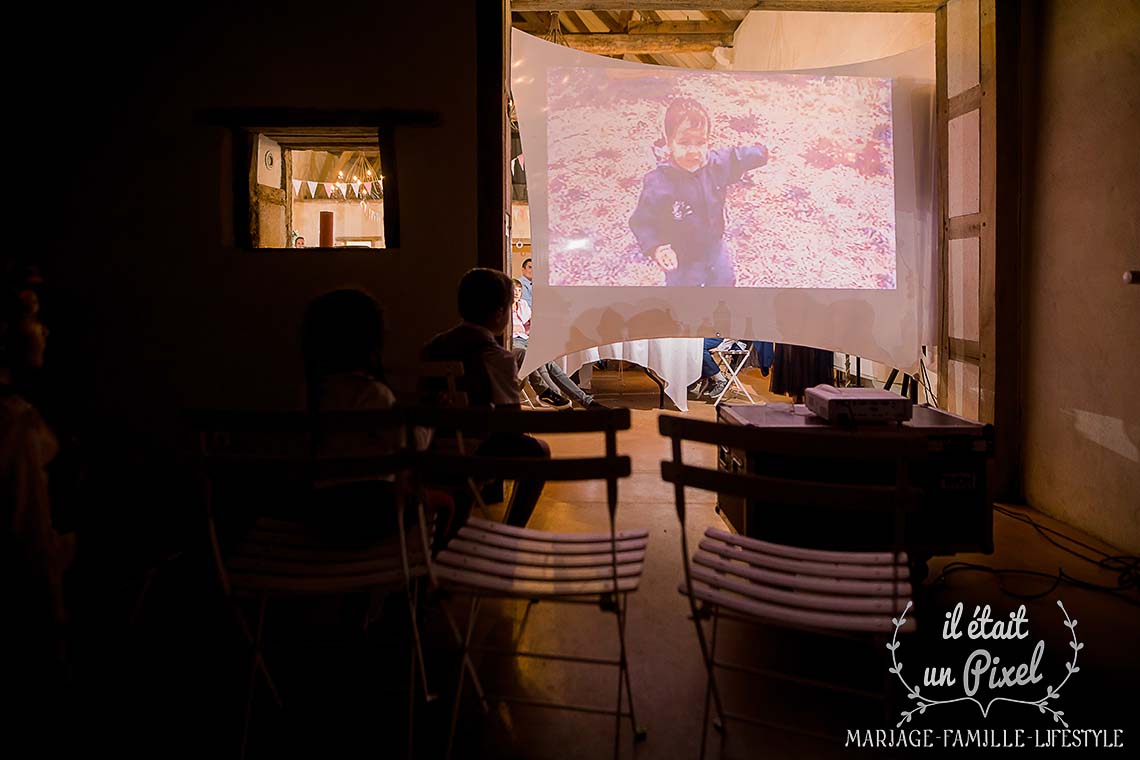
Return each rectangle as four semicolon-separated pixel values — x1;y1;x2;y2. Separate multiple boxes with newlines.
561;10;590;33
560;32;734;55
511;2;944;12
628;20;738;35
594;10;626;32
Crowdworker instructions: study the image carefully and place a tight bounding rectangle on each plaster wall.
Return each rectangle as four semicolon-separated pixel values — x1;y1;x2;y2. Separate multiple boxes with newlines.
1021;0;1140;551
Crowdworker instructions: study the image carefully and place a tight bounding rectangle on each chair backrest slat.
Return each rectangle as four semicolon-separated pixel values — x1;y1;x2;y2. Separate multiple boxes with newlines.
658;414;924;462
659;413;927;547
415;406;631;436
661;461;922;513
422;453;630;482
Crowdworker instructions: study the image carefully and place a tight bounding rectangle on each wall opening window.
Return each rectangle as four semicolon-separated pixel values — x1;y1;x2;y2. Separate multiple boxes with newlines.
251;130;387;249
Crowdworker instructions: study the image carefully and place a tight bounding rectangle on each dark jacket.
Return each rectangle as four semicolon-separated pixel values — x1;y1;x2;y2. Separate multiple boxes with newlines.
629;146;768;286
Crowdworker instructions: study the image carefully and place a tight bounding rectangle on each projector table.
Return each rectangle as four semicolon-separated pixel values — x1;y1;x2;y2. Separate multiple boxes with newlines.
716;402;994;573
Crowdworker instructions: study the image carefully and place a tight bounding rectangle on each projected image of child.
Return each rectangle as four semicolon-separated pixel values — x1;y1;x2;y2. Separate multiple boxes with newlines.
629;99;768;287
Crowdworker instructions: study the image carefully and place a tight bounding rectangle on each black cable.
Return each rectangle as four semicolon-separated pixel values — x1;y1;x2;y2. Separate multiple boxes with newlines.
993;504;1140;592
928;506;1140;607
919;357;939;408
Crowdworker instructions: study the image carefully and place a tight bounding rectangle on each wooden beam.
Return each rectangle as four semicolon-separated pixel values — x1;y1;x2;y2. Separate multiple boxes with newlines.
947;213;982;239
935;5;949;410
979;0;997;425
628;20;739;35
594;10;627;32
948;84;982;120
992;0;1022;499
512;2;945;12
561;32;733;54
561;10;591;32
949;338;982;363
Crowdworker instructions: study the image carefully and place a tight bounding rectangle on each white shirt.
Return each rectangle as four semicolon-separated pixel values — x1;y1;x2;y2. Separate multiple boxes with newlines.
512;298;531;339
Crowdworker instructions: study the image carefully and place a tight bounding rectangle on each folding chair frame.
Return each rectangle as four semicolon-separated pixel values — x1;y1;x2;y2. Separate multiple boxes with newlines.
659;415;923;758
412;407;649;760
709;347;755;406
195;410;443;760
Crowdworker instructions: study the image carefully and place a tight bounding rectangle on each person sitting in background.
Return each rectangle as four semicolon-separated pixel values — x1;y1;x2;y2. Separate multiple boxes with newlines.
510;278;567;407
2;278;76;674
423;268;549;528
511;279;604;410
294;236;305;248
696;338;730;399
696;338;752;401
301;288;436;537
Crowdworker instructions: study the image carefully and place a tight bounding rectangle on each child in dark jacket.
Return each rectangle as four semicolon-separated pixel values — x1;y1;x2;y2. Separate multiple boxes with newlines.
629;98;769;287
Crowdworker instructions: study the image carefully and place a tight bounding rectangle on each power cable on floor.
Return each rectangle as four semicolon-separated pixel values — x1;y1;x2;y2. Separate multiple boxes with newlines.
929;505;1140;607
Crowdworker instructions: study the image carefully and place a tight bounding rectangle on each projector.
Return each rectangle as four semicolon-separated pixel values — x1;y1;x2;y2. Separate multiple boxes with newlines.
804;385;913;424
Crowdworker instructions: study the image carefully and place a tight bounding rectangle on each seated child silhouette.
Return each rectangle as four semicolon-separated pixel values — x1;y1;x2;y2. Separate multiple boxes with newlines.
629;98;768;287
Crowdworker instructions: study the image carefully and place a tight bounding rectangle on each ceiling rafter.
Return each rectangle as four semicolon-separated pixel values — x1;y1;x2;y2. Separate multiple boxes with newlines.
511;2;944;12
560;32;732;54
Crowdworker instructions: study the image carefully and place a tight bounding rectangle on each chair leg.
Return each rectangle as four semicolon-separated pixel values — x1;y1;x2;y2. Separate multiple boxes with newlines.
445;596;486;760
231;597;282;709
439;596;488;710
398;507;436;703
407;632;417;760
695;606;726;760
616;593;646;744
708;608;726;731
240;594;270;760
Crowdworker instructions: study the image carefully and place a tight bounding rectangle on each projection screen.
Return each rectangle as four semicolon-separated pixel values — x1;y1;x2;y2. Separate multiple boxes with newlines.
513;29;935;377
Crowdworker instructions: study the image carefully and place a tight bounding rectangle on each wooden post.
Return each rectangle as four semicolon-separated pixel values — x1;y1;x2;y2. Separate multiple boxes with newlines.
319;211;334;248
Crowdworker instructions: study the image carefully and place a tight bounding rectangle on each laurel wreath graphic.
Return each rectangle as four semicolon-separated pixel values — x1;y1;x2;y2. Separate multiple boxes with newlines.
888;600;1081;728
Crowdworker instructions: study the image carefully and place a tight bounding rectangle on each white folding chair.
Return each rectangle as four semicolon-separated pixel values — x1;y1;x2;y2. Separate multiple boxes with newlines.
659;415;923;756
416;406;649;759
194;409;435;760
709;341;755;405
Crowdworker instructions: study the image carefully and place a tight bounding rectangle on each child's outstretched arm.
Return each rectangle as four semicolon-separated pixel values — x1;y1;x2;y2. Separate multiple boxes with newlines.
709;145;769;185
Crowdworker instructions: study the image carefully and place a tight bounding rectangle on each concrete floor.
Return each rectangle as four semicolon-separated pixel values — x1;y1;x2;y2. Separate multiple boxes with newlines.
42;366;1139;759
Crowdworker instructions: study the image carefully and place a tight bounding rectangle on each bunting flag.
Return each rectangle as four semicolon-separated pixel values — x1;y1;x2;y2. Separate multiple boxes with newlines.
287;179;384;200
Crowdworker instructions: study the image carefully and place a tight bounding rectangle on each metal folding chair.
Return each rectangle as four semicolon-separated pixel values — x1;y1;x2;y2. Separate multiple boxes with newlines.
709;343;755;405
658;415;923;756
194;409;435;760
415;406;649;759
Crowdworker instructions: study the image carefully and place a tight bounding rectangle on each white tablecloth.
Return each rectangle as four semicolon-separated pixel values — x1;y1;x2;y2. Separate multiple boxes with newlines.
555;338;704;412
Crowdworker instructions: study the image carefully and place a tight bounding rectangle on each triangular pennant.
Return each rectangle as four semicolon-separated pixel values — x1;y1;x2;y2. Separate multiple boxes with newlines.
335;182;347;197
362;182;372;195
354;182;364;196
324;183;335;197
291;179;302;195
307;181;318;198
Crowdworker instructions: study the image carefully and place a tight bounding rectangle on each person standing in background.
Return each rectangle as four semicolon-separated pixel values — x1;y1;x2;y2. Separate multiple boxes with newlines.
519;257;533;306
